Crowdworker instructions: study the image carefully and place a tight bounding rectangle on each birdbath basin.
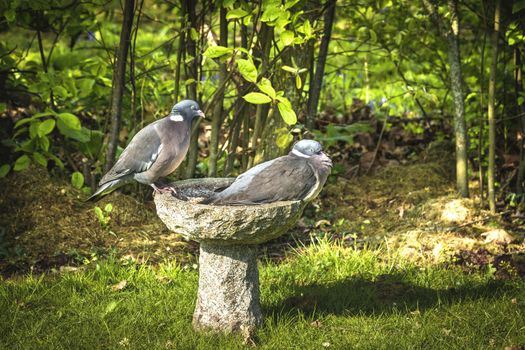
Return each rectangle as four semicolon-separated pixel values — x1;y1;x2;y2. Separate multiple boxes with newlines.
154;178;307;333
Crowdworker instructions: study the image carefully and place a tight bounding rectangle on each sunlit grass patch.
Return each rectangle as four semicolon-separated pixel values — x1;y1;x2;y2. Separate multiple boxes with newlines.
1;240;524;349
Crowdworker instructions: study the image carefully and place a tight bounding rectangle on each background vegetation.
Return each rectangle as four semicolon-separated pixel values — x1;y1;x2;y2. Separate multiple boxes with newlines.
1;0;525;208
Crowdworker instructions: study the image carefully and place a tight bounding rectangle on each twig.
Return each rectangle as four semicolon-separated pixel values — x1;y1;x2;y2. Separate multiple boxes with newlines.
365;117;387;175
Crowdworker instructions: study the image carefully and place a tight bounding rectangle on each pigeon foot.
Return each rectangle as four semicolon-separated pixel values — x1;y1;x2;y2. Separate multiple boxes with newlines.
152;183;177;196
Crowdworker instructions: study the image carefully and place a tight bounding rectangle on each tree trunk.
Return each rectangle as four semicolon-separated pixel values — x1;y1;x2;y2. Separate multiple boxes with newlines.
173;3;186;102
488;0;500;213
248;23;272;169
208;6;227;177
306;0;336;130
514;48;525;194
446;0;469;197
478;27;487;207
105;0;135;172
183;0;200;179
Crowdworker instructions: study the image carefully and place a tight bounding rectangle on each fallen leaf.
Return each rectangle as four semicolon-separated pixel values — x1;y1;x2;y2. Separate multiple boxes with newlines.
315;219;331;228
310;320;322;328
111;280;128;291
481;229;515;245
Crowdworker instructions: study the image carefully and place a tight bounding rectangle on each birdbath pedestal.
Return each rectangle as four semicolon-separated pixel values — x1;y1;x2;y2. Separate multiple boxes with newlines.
154;178;307;334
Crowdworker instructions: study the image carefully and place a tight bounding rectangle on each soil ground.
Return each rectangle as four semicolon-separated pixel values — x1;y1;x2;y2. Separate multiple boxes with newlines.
1;141;524;277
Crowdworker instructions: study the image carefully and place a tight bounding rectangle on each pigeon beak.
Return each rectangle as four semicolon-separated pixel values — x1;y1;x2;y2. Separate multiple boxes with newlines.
197;110;205;119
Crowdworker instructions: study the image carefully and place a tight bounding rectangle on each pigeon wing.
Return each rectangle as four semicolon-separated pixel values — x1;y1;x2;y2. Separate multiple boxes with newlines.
211;156;317;204
99;120;163;185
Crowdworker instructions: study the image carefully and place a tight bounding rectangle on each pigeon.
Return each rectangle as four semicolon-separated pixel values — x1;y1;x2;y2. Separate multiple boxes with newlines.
203;140;332;205
87;99;204;201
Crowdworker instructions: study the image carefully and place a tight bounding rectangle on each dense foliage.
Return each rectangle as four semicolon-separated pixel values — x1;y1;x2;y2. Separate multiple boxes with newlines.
1;0;525;207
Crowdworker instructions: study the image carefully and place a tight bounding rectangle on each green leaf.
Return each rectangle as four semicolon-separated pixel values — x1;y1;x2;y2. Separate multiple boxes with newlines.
257;78;276;99
104;203;113;213
71;171;84;189
237;59;258;83
38;136;50;152
190;27;199;41
5;9;16;22
54;86;68;98
295;75;302;89
57;118;91;143
103;301;118;316
280;30;295;46
203;45;233;59
29;121;40;139
14;117;34;129
281;65;297;73
261;6;282;22
369;29;377;43
79;79;96;98
276;132;293;149
57;113;81;130
243;92;272;104
513;1;525;13
32;152;48;167
14;155;30;171
47;153;64;169
299;20;312;37
226;8;249;20
38;119;55;137
277;98;297;125
0;164;11;178
94;207;104;221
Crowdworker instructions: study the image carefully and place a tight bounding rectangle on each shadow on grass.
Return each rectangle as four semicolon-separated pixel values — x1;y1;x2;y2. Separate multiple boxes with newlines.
268;273;512;317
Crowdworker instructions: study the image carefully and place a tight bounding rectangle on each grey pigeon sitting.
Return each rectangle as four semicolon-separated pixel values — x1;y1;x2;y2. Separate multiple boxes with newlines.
203;140;332;205
87;100;204;201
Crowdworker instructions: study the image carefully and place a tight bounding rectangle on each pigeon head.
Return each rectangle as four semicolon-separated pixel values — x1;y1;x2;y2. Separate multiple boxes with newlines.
291;139;323;157
169;100;205;122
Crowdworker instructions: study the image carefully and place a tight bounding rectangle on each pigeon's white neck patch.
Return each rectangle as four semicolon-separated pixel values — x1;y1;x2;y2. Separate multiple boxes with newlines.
170;114;184;122
292;149;311;158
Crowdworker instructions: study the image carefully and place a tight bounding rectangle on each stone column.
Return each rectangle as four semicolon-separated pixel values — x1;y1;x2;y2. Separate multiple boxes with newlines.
192;242;262;333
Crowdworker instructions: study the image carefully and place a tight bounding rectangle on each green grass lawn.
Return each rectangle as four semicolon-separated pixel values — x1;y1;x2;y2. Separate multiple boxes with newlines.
1;240;524;349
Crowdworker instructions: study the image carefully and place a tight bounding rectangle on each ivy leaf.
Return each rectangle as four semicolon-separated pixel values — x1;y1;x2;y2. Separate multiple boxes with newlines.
237;59;258;83
203;45;233;59
0;164;11;178
277;98;297;125
71;171;84;189
38;119;55;137
57;113;81;130
32;152;48;167
280;30;295;46
257;78;276;99
14;155;31;171
226;8;249;20
243;92;272;104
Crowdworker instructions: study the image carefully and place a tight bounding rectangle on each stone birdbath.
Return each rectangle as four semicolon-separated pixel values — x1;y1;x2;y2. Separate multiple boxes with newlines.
154;178;308;334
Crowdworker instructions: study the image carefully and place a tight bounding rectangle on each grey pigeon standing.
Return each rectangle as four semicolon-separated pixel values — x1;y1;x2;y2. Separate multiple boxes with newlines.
203;140;332;205
87;99;204;201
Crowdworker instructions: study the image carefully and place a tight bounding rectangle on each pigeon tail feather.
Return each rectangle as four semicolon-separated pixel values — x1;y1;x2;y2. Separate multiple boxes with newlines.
85;179;124;202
